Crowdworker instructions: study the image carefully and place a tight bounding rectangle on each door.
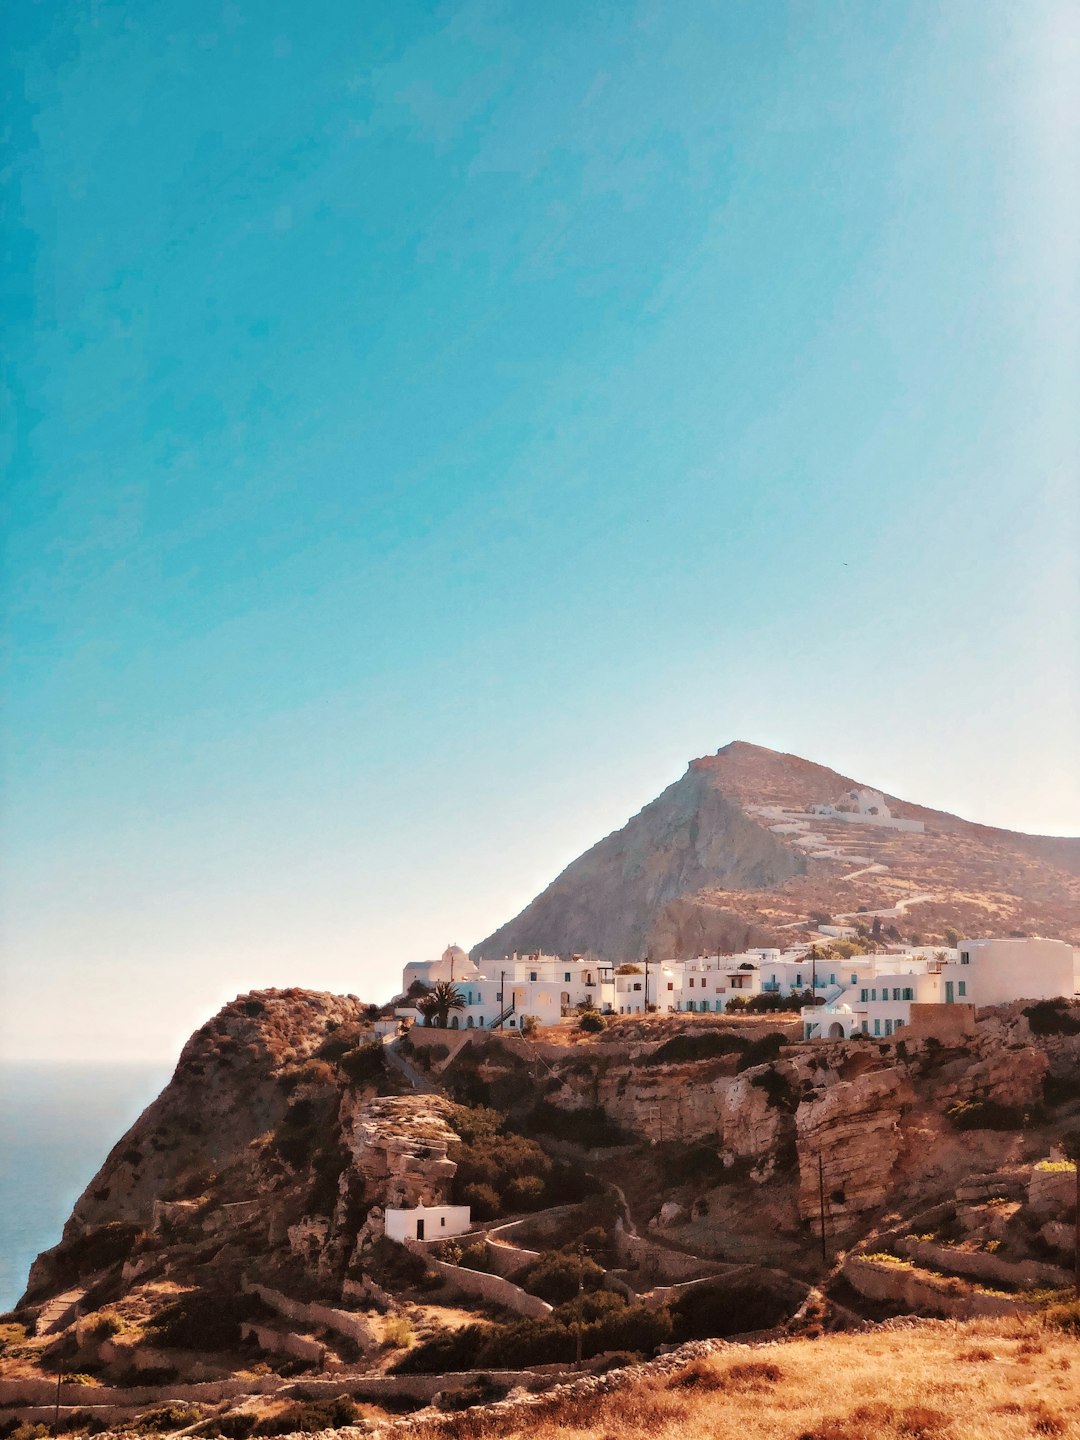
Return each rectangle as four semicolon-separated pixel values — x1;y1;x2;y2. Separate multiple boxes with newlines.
416;1218;425;1240
945;981;954;1004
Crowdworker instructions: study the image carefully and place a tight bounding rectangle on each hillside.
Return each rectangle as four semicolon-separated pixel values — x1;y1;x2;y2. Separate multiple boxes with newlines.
5;987;1080;1439
472;741;1080;961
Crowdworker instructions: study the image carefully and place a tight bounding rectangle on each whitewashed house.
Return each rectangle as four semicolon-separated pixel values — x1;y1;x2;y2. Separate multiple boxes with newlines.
397;950;615;1030
385;1203;471;1243
801;937;1077;1040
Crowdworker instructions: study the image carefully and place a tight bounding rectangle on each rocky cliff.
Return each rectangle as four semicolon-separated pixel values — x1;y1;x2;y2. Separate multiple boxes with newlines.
472;740;1080;959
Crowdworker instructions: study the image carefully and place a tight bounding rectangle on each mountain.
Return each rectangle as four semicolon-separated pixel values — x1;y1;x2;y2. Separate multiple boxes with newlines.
472;741;1080;961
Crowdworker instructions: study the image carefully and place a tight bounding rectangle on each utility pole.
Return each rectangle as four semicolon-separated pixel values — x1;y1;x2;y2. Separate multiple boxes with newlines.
575;1242;584;1368
818;1153;828;1264
500;969;505;1028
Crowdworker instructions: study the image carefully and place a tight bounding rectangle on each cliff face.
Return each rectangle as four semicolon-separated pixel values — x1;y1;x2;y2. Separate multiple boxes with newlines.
472;762;804;962
473;740;1080;959
20;990;460;1309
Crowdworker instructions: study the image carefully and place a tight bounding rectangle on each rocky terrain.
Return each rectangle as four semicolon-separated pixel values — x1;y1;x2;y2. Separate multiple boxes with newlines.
472;741;1080;960
3;987;1079;1438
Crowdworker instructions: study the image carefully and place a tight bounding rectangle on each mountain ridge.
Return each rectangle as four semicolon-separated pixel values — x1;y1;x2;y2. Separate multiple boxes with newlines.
472;741;1080;961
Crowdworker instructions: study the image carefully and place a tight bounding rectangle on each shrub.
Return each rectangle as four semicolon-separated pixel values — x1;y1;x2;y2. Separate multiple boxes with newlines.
518;1250;605;1305
578;1011;605;1033
1045;1299;1080;1335
667;1144;727;1184
132;1404;204;1433
1025;1000;1080;1037
456;1241;492;1273
339;1041;388;1087
506;1174;547;1210
86;1309;126;1338
382;1314;414;1349
750;1066;798;1111
436;1377;507;1412
644;1031;749;1066
735;1032;787;1072
668;1277;797;1339
151;1291;263;1351
525;1101;628;1149
947;1099;1030;1131
460;1182;502;1221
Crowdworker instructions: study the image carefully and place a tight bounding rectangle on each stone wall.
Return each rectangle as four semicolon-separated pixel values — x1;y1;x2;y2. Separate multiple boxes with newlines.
841;1255;1032;1319
244;1282;379;1351
906;1004;977;1041
894;1238;1071;1292
427;1259;552;1318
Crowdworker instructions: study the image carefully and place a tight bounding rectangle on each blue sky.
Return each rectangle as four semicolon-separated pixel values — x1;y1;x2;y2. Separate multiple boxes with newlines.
3;0;1078;1062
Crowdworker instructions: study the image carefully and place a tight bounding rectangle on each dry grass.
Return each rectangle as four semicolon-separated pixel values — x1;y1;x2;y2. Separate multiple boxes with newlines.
404;1318;1080;1440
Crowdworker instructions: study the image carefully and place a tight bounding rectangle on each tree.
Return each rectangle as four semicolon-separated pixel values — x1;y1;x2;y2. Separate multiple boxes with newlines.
418;981;465;1028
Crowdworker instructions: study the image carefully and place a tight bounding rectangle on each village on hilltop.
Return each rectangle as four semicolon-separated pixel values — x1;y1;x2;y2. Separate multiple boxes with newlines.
395;933;1078;1045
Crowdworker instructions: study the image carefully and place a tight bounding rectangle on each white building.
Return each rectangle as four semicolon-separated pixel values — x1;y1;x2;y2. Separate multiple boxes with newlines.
401;945;481;995
802;936;1077;1040
398;950;615;1030
385;1203;472;1243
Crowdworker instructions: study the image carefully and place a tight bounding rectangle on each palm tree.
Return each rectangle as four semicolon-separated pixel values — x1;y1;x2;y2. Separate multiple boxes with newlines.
420;980;466;1028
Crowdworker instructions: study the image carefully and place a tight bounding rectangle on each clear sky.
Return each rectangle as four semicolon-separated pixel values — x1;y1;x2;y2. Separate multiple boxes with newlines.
3;0;1078;1063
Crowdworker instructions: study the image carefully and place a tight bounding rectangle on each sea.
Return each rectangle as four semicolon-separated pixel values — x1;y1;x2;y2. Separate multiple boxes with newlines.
0;1063;172;1314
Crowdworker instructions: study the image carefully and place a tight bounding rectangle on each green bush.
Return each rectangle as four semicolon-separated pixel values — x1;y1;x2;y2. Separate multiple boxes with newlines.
668;1278;796;1339
517;1250;605;1305
644;1031;749;1066
339;1041;388;1086
735;1033;787;1073
1024;1000;1080;1037
460;1182;502;1221
667;1144;727;1184
524;1101;628;1149
393;1299;674;1373
151;1291;264;1351
947;1099;1031;1131
578;1011;605;1033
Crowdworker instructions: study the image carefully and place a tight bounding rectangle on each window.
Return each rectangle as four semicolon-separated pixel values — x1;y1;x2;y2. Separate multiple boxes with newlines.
688;978;694;987
960;952;970;965
441;1216;446;1227
893;988;901;1001
564;972;571;982
830;974;837;985
796;974;803;987
903;987;913;1001
885;1019;893;1036
860;989;868;1003
874;1019;881;1036
958;981;967;997
530;971;537;982
851;973;858;985
667;982;674;991
633;982;642;991
871;988;877;1001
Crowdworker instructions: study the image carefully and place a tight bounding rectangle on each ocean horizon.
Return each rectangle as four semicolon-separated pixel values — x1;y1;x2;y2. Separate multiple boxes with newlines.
0;1062;172;1313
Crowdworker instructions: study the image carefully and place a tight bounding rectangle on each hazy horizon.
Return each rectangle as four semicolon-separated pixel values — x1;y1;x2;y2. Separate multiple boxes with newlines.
4;1;1078;1065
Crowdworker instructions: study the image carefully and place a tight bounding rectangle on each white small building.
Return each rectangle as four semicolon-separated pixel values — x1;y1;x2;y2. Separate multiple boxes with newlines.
384;1204;472;1244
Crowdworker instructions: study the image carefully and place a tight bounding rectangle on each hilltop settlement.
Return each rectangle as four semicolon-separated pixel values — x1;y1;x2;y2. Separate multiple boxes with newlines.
2;744;1079;1440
